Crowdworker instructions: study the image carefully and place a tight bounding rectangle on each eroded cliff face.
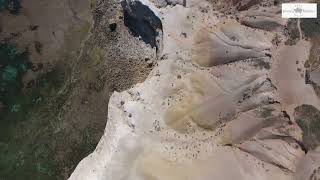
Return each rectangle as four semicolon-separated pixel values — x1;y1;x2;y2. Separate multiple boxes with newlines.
70;0;320;179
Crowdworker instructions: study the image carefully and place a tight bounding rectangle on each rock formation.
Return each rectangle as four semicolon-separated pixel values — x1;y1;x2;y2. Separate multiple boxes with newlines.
69;0;320;180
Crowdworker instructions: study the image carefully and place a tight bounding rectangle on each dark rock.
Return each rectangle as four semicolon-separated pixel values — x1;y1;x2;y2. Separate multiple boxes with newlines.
10;32;20;37
305;69;311;84
121;0;163;51
180;32;187;38
265;53;272;57
29;25;39;31
109;23;117;32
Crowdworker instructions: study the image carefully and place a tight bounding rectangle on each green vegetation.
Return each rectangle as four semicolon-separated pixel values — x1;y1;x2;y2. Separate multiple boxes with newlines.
34;41;43;54
304;37;320;70
302;4;320;70
252;58;271;70
311;82;320;99
301;3;320;98
0;42;98;180
295;104;320;150
301;3;320;69
0;43;31;118
259;107;274;118
0;0;21;14
89;47;104;67
301;2;320;69
300;3;320;39
0;2;97;178
0;42;66;179
285;19;300;46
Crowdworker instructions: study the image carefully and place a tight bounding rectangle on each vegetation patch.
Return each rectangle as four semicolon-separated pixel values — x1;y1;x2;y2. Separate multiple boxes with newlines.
89;47;104;67
311;82;320;99
294;104;320;151
302;4;320;97
252;58;271;70
300;3;320;39
284;19;300;46
259;107;274;118
34;41;43;54
0;43;31;120
0;42;94;180
0;0;21;14
304;37;320;70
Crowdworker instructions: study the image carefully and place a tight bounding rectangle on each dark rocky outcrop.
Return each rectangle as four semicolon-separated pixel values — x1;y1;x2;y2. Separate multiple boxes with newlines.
121;0;163;51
